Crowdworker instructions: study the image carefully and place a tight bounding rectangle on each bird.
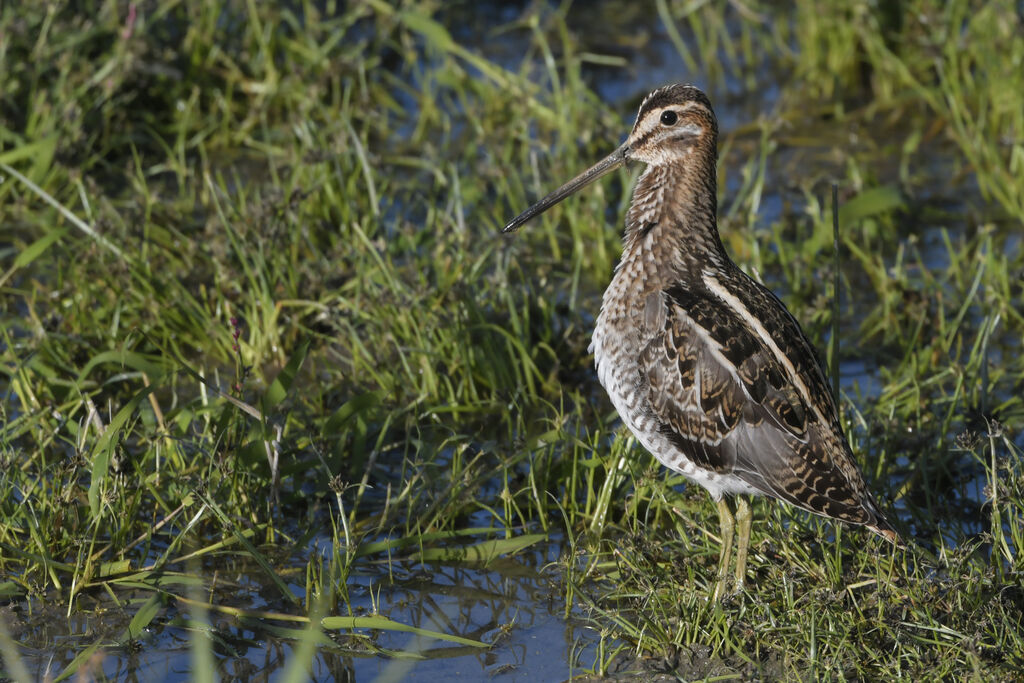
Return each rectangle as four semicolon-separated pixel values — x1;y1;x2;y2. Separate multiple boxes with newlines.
503;84;898;599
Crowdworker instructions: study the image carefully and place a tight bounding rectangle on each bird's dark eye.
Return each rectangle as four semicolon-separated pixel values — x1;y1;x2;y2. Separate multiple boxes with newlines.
660;111;678;126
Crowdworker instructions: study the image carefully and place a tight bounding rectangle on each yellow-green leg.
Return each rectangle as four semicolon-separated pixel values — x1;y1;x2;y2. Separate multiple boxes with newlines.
734;496;752;590
713;498;735;601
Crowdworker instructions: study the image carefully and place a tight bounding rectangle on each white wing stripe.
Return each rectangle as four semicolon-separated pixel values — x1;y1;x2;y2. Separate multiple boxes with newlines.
702;274;831;429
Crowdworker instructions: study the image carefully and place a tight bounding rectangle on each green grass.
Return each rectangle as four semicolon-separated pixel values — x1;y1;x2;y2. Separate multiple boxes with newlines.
1;0;1022;679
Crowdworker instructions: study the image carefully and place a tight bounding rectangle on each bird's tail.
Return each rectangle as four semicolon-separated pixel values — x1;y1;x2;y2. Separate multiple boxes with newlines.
867;513;904;548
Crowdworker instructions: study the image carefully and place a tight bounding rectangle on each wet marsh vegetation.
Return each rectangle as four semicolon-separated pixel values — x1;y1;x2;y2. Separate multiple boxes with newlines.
1;0;1023;680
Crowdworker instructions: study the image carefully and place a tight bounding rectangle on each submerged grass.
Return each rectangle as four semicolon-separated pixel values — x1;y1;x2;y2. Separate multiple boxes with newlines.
1;0;1022;679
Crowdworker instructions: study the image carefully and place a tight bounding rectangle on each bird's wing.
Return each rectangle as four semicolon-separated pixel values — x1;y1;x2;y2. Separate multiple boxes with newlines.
640;279;876;525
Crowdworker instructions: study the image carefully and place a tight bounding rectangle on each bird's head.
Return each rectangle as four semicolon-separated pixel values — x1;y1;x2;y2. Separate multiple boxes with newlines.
503;84;718;233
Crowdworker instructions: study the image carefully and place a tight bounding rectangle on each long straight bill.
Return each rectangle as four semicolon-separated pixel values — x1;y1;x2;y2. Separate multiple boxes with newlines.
503;142;629;233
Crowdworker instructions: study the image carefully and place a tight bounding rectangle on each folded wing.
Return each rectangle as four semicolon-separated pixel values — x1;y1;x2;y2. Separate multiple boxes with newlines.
641;281;885;527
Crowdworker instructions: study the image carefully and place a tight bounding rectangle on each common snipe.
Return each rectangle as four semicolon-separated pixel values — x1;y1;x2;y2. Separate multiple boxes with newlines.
504;84;898;598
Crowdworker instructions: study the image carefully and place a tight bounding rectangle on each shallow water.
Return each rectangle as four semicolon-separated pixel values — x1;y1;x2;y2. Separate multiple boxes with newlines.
11;537;603;681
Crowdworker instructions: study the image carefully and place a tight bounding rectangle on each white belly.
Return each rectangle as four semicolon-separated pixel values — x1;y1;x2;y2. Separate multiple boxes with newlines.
590;311;760;501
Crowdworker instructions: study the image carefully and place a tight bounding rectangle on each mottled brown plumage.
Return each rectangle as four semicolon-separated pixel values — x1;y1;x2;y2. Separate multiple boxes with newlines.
505;84;897;597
